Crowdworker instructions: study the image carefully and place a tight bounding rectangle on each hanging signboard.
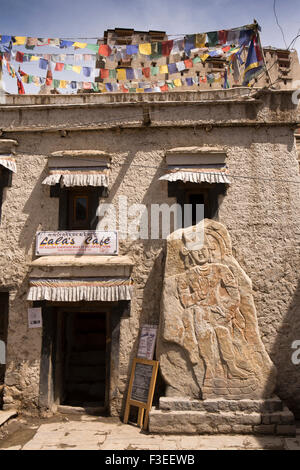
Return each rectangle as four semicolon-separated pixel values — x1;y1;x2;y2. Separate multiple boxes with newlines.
137;325;158;361
35;231;118;256
28;307;42;329
124;358;159;430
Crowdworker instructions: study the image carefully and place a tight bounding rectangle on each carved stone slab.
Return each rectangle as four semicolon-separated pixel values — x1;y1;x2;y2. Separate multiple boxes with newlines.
157;219;277;400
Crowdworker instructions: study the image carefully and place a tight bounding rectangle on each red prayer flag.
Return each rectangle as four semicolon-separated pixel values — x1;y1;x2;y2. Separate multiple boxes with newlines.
16;51;24;63
121;85;129;93
162;40;173;56
160;84;169;92
98;44;112;57
55;62;64;71
142;67;150;78
218;30;228;45
222;45;231;52
184;59;193;69
17;75;25;94
100;68;109;79
46;77;53;86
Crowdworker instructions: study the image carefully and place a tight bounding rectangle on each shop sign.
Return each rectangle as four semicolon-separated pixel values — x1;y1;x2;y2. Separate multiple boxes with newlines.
36;231;118;256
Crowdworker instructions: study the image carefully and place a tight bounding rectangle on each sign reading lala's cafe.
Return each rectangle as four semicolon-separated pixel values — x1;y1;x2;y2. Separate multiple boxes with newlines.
36;231;118;256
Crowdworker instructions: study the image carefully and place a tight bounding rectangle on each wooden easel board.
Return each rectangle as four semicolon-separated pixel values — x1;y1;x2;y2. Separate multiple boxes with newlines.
123;357;159;430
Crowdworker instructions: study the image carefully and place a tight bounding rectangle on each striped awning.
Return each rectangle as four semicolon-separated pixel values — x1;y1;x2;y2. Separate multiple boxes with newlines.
42;168;109;188
159;167;230;184
27;277;132;302
0;155;17;173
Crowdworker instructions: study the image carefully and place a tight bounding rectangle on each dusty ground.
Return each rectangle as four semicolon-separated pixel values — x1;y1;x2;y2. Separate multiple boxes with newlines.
0;414;300;450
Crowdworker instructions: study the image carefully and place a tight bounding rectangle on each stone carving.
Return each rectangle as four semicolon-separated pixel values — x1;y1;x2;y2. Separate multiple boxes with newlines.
157;219;277;400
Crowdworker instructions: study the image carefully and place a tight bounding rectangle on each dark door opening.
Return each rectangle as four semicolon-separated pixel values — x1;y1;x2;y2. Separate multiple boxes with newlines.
0;292;8;409
61;312;108;408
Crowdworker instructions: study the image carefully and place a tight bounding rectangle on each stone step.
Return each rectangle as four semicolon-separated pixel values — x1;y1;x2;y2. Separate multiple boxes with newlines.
0;409;17;427
159;396;284;413
149;407;295;436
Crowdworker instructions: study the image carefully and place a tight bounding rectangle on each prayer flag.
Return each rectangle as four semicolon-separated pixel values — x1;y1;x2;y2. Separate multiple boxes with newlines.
109;69;117;79
185;35;195;55
59;80;67;89
16;71;25;94
39;58;48;70
142;67;150;78
186;77;193;86
0;36;11;44
200;53;209;62
139;43;151;55
193;56;201;64
150;42;162;59
86;44;99;52
150;66;159;76
15;51;24;63
184;59;193;69
48;38;60;47
100;68;109;79
195;33;206;48
171;39;184;55
84;54;92;61
55;62;64;71
64;64;73;71
70;81;77;89
239;29;253;46
83;67;91;77
30;55;39;61
126;68;135;80
73;42;87;49
53;79;60;88
72;65;81;74
168;63;177;74
14;36;26;45
173;78;182;87
126;44;138;55
105;83;113;92
218;30;228;45
98;44;112;57
227;30;240;45
243;35;264;85
176;61;185;72
207;31;218;47
117;69;126;81
160;65;169;74
160;84;169;92
162;40;173;56
60;40;74;48
83;82;92;89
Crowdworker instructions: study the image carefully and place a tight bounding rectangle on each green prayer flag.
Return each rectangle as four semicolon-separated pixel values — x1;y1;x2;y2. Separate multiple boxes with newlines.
207;31;218;47
64;64;73;71
28;75;33;84
86;44;99;52
192;56;201;64
53;79;60;88
150;66;159;76
92;83;98;91
129;88;136;93
109;69;117;79
150;41;162;60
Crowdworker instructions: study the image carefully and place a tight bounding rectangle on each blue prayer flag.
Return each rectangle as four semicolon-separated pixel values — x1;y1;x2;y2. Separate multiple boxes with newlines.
39;58;48;70
168;63;177;74
126;45;138;55
242;35;264;85
83;67;91;77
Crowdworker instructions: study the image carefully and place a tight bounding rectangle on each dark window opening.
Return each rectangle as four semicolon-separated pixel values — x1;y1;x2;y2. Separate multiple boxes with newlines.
168;181;227;227
51;187;107;231
0;168;12;223
0;292;9;408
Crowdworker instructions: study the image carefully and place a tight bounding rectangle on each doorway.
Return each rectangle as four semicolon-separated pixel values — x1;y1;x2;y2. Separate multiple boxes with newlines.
0;292;8;409
57;310;109;409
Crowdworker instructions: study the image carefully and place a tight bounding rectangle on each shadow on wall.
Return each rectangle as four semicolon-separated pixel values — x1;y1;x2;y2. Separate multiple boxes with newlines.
269;279;300;419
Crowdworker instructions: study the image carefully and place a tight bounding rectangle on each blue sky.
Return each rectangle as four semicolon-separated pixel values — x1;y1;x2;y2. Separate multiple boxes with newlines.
0;0;300;93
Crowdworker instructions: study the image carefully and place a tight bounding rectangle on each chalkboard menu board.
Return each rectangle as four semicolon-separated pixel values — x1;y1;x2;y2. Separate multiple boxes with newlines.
124;358;159;430
131;362;153;403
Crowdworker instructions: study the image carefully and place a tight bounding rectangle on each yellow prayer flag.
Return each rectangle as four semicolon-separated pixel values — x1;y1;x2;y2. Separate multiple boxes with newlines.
22;75;29;84
30;56;39;61
73;42;87;49
117;69;126;81
136;88;144;93
59;80;67;89
195;33;206;48
139;43;151;55
200;53;209;63
160;65;169;74
98;83;106;92
33;77;40;86
13;36;26;45
173;78;182;87
72;66;81;74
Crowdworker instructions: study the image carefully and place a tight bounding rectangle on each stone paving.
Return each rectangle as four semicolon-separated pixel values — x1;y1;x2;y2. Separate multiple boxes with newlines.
0;414;300;450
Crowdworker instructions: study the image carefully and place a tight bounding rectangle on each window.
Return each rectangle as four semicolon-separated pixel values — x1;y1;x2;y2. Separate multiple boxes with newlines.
0;167;12;223
168;182;227;227
58;188;102;231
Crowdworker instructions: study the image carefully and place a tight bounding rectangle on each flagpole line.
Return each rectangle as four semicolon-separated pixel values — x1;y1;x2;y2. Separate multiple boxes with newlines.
255;24;272;85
